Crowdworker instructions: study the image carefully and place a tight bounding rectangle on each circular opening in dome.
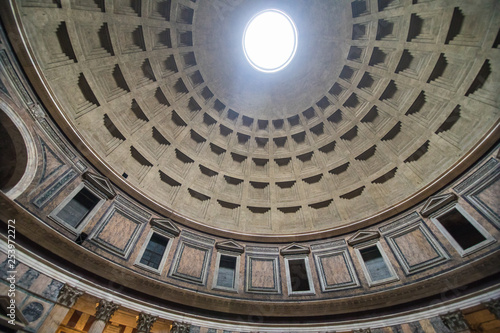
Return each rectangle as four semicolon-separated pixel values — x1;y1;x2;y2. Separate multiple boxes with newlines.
243;9;298;73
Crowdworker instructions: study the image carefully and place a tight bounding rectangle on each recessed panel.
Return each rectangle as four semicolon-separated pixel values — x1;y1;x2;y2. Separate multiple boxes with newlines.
383;219;449;275
245;255;280;294
169;234;214;285
313;248;360;292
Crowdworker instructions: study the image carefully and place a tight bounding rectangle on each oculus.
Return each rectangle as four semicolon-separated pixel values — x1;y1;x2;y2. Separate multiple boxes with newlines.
243;9;298;73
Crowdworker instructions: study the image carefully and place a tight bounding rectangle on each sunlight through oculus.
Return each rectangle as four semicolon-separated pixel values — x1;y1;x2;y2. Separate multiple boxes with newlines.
243;9;298;73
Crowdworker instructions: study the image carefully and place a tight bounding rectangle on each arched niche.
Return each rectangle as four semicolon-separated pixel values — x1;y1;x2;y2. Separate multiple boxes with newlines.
0;100;37;199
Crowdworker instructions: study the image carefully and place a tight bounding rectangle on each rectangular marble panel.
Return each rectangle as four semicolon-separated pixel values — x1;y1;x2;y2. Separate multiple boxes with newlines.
251;259;275;289
385;220;449;275
322;255;351;285
394;228;439;267
379;212;420;234
90;203;146;258
169;238;212;285
176;244;207;279
313;248;360;292
245;255;280;294
95;211;138;250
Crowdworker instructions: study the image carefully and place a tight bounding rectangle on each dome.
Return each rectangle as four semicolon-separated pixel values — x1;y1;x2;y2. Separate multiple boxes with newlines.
6;0;500;240
0;0;499;332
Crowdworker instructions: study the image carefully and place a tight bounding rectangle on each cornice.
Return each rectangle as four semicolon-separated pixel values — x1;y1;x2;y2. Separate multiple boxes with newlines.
2;191;500;320
0;234;499;331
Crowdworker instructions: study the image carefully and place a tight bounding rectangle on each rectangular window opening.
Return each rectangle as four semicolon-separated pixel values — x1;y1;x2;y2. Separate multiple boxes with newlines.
140;233;169;269
438;208;486;250
360;246;392;282
56;187;100;228
216;255;237;289
288;259;311;292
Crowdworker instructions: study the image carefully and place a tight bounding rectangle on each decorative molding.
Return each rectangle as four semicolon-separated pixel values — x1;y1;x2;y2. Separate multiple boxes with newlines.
75;160;88;172
440;311;469;332
484;299;500;319
245;246;279;254
56;284;83;308
28;102;82;166
32;169;78;209
39;137;65;184
454;157;499;194
94;299;119;322
30;104;46;121
136;312;157;333
115;195;152;221
353;329;371;333
0;49;33;105
37;117;77;160
311;239;346;251
47;182;106;236
379;211;420;234
215;239;244;253
150;218;180;236
82;171;116;199
0;76;10;97
347;230;380;246
180;230;215;245
171;322;191;333
420;193;458;217
280;243;310;255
